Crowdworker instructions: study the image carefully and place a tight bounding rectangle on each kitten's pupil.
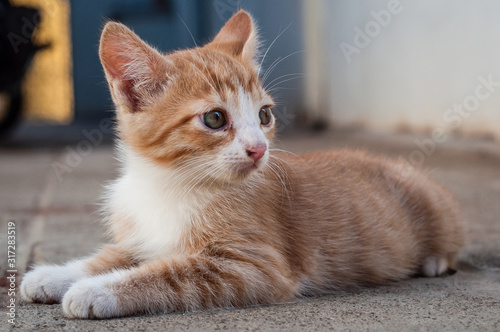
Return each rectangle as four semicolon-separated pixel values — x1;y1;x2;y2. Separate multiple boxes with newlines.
259;107;272;125
203;110;226;129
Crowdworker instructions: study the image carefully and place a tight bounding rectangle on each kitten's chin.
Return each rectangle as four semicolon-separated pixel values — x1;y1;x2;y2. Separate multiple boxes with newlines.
202;160;267;186
226;162;265;184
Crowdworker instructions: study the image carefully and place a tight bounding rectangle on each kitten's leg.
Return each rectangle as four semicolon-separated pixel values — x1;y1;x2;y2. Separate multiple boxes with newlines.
420;252;460;277
62;253;296;319
21;244;136;304
421;256;448;277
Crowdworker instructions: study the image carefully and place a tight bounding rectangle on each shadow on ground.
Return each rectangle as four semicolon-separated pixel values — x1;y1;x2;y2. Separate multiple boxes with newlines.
1;129;499;331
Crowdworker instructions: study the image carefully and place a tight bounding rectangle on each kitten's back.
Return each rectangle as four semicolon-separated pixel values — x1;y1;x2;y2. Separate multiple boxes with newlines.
264;150;464;291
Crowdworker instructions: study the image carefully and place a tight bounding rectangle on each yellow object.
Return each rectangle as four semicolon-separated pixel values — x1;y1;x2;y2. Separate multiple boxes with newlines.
10;0;73;123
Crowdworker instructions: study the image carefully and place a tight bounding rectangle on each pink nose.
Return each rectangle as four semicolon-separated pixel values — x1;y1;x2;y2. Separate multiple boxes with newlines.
246;144;267;163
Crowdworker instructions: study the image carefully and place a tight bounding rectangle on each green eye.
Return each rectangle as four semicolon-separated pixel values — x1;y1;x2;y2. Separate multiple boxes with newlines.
203;110;226;129
259;106;272;126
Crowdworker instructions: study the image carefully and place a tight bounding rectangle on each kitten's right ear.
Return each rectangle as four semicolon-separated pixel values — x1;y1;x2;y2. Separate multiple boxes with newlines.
206;10;259;69
99;22;171;113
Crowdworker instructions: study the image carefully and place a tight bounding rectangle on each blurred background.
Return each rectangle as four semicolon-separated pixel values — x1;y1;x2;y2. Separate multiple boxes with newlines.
1;0;500;141
2;3;500;328
0;0;304;141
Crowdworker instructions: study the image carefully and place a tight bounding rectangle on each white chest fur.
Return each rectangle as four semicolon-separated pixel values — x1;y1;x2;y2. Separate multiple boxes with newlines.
106;147;207;260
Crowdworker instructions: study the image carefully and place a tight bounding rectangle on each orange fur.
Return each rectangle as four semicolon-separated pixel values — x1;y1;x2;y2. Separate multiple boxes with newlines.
21;10;464;319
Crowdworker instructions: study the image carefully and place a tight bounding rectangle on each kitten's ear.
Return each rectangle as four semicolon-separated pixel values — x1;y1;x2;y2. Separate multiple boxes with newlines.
206;10;259;69
99;22;171;113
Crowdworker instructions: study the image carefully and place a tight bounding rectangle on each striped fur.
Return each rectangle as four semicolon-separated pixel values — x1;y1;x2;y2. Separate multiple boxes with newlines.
20;11;464;319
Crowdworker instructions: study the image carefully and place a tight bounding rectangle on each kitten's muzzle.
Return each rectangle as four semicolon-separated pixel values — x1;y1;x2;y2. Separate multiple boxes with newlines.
246;144;267;164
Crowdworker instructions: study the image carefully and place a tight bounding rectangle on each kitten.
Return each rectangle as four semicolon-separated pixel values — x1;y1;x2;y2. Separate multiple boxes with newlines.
21;10;464;319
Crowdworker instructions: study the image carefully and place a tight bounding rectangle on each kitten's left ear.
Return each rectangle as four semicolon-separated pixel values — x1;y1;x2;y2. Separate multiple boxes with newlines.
206;10;259;69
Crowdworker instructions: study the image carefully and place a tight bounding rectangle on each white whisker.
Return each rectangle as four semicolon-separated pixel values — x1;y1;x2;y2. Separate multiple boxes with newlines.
177;14;198;47
262;50;305;85
257;21;294;78
265;73;305;91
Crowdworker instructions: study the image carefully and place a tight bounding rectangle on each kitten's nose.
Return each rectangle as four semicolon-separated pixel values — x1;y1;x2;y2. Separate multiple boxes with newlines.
246;144;267;163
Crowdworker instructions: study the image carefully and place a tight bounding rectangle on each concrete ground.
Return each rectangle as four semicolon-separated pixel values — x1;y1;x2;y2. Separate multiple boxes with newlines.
1;127;499;331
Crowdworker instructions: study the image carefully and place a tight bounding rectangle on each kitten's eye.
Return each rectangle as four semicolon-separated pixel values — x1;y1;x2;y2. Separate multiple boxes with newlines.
259;106;272;126
203;110;226;130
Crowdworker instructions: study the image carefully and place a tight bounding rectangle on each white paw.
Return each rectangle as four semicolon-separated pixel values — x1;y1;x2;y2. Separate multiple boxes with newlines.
21;261;87;304
62;271;126;319
421;256;448;277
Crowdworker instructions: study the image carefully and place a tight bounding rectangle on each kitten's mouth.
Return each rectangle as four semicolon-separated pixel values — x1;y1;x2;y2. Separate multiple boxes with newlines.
227;158;267;182
235;162;260;176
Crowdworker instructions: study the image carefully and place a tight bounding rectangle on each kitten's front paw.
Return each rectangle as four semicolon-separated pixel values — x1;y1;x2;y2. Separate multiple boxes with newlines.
21;262;86;304
62;273;124;319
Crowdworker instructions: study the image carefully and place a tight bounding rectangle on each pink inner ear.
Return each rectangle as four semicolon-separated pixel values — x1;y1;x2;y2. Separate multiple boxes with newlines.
100;23;170;112
100;29;132;80
101;44;140;110
117;77;140;111
209;11;254;57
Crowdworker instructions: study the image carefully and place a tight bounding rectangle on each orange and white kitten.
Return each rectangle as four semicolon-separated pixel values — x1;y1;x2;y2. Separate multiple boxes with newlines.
21;11;464;319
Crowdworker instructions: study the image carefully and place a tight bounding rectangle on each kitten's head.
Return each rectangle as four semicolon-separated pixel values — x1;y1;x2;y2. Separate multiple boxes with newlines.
99;10;276;184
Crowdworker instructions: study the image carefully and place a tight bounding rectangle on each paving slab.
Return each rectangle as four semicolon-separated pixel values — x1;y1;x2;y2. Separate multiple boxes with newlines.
1;129;499;331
